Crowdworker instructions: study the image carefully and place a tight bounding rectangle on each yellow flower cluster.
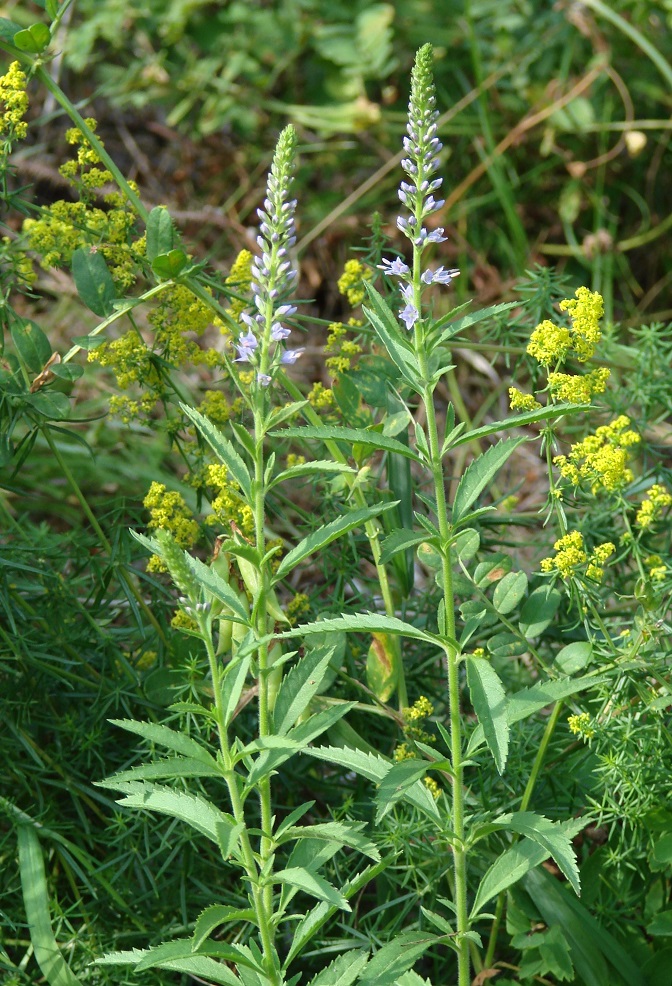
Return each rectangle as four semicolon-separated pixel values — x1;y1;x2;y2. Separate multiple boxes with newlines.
24;200;142;288
143;481;200;573
0;62;29;141
286;592;310;625
148;285;220;367
645;554;667;582
393;741;441;799
205;463;254;536
108;393;158;423
90;330;155;389
527;287;604;366
171;609;198;632
325;320;362;376
553;416;640;494
198;390;243;426
635;484;672;530
403;695;434;722
307;382;335;410
540;530;614;582
286;453;306;468
337;258;372;307
547;367;610;404
567;712;595;739
508;387;541;412
223;249;253;327
59;120;112;192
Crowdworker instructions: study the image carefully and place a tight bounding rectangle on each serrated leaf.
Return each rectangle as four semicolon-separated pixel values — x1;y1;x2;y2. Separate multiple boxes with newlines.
445;403;587;453
105;718;217;764
275;867;350;910
276;613;444;648
519;586;561;638
471;838;550;916
274;426;421;462
275;502;398;579
362;282;422;389
17;826;85;986
307;949;369;986
380;528;428;564
180;404;251;499
103;757;221;784
452;438;524;524
303;746;439;819
101;781;238;847
274;644;337;735
280;821;380;861
269;460;356;489
496;811;580;893
192;905;256;950
436;301;518;344
374;759;429;823
11;320;51;373
466;656;509;774
146;206;176;262
132;938;259;974
358;932;437;985
97;950;240;985
492;571;528;615
72;247;117;316
247;703;355;785
184;554;250;621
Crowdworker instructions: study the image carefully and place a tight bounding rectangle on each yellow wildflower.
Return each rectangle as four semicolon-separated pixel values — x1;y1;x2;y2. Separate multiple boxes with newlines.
0;62;29;141
223;249;253;326
286;593;310;625
508;387;541;412
144;481;199;573
554;416;639;494
541;530;613;582
337;258;372;307
568;712;595;739
547;367;610;404
527;319;573;366
206;463;254;536
635;484;672;530
559;287;604;362
307;382;335;409
403;696;434;722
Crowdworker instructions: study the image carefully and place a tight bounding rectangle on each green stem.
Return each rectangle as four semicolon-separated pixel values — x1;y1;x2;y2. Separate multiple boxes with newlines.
41;425;167;643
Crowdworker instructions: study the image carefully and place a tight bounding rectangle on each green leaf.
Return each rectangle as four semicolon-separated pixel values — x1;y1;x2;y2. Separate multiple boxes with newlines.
13;22;51;52
276;613;445;648
554;641;593;675
274;502;399;579
49;363;83;383
11;320;51;373
307;950;369;986
71;248;117;317
275;867;351;910
184;554;250;621
519;586;562;637
96;948;241;986
192;905;256;950
436;301;518;344
0;17;23;40
303;746;439;819
274;425;422;462
446;403;587;452
152;249;189;279
146;206;177;261
106;718;218;764
466;656;509;773
496;811;580;893
269;460;356;489
452;438;525;524
524;866;645;986
374;759;430;823
101;781;240;849
358;932;438;985
280;821;380;861
221;656;251;728
274;644;337;735
471;839;550;916
26;392;71;420
366;632;399;702
103;757;222;784
647;911;672;936
493;571;528;615
362;282;422;389
17;826;85;986
247;703;356;785
132;938;260;974
380;528;429;564
180;404;251;499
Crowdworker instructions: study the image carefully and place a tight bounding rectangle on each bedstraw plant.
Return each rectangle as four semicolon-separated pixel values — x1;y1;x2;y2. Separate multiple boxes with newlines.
3;13;672;986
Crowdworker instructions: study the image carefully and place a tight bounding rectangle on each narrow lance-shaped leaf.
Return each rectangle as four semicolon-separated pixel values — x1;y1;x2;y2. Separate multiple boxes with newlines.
272;425;422;462
496;811;580;893
180;403;252;500
274;867;351;911
452;437;525;524
306;949;369;986
466;655;509;774
273;644;337;734
106;718;218;765
270;612;449;650
17;825;85;986
274;501;399;579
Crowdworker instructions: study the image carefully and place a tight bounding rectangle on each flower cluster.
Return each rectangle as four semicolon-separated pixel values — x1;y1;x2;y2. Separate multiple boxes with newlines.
635;484;672;530
324;320;362;376
553;415;640;494
143;481;199;573
547;366;611;404
508;387;541;412
59;120;113;195
540;530;614;582
234;126;302;388
376;44;459;331
223;249;254;327
568;712;595;740
527;287;604;366
645;554;667;582
286;592;311;626
205;464;254;536
0;62;29;142
337;258;372;307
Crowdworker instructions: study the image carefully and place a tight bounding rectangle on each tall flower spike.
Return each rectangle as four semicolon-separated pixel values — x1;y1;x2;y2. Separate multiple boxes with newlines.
237;125;303;382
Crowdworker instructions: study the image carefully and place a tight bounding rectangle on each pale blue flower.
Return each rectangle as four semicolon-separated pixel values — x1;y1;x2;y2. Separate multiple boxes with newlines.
421;266;460;285
256;373;272;387
399;303;420;330
280;348;304;364
271;322;291;341
378;257;410;277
